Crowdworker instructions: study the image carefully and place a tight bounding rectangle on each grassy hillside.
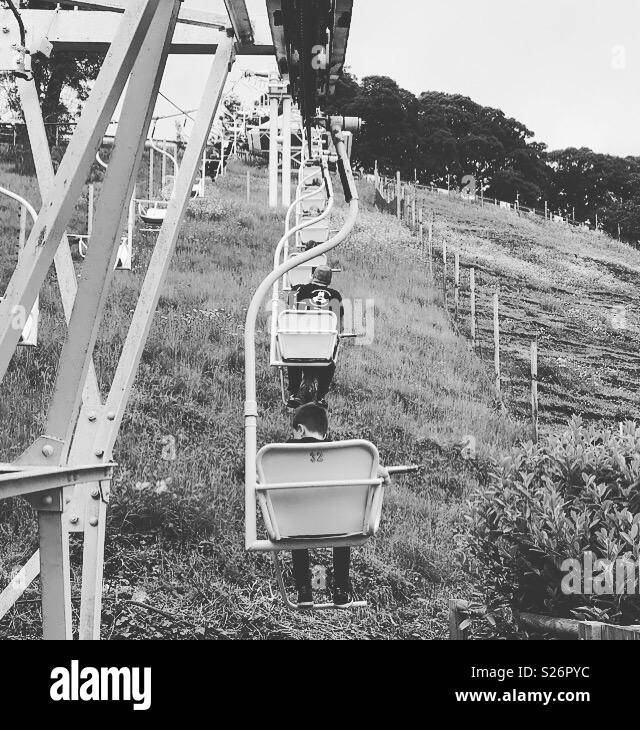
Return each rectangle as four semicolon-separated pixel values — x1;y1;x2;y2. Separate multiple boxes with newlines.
414;190;640;429
0;159;521;639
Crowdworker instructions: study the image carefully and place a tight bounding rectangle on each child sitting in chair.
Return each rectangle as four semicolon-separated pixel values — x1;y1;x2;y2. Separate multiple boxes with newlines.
286;265;343;410
288;402;389;608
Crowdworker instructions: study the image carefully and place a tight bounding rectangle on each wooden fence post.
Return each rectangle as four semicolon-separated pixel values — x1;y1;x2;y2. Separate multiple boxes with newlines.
469;268;476;349
396;172;401;219
454;251;460;321
493;290;500;393
419;223;424;248
448;599;468;640
442;240;448;309
411;192;416;230
531;338;539;442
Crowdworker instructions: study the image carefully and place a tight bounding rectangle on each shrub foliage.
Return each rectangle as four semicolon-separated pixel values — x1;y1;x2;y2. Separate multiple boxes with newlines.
461;417;640;624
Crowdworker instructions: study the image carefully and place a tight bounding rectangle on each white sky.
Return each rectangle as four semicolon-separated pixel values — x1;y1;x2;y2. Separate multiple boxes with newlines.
156;0;640;156
2;1;633;154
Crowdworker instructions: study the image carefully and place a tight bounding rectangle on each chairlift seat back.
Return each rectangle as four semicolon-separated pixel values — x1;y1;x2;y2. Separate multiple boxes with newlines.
141;208;166;225
20;304;38;347
116;235;132;271
138;203;167;226
256;440;384;542
300;189;327;215
276;309;337;363
298;219;330;245
301;165;323;186
286;253;327;287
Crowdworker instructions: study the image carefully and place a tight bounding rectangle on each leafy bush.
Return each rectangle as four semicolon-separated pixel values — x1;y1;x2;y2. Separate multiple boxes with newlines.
460;416;640;624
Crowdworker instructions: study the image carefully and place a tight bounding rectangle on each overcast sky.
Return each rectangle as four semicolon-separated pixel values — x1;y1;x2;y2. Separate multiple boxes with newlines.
161;0;639;156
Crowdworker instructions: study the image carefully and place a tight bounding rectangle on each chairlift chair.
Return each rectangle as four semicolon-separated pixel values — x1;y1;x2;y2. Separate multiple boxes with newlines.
256;439;383;610
274;307;348;407
116;233;132;270
138;200;168;231
69;233;89;258
300;181;327;216
297;218;330;246
285;252;328;288
75;233;131;270
275;309;339;365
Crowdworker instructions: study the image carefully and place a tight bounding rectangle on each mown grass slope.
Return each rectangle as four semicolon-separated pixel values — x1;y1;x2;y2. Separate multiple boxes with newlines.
0;159;521;639
415;190;640;429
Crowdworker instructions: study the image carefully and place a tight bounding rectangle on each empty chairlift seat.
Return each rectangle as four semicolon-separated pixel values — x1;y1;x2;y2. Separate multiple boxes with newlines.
298;216;330;246
256;440;384;543
138;202;167;227
276;309;338;364
300;187;327;216
300;167;327;216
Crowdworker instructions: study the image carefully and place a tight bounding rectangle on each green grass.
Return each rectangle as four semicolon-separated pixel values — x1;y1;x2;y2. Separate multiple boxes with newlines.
0;158;522;639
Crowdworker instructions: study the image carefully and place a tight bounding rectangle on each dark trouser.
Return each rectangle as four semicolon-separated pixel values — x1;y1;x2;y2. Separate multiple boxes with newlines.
292;548;351;592
287;363;336;400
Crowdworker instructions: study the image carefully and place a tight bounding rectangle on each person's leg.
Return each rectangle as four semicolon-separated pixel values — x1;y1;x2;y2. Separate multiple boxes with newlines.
287;367;302;407
332;547;351;607
316;362;336;401
292;549;313;606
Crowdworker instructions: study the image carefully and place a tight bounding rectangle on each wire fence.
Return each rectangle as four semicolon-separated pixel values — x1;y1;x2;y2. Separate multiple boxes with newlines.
374;172;605;235
369;172;640;436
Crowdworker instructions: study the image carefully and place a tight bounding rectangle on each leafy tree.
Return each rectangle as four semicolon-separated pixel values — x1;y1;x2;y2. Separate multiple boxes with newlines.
327;75;422;178
3;2;104;143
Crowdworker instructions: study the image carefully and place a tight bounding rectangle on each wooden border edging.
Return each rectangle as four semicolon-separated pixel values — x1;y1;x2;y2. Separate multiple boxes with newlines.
449;600;640;640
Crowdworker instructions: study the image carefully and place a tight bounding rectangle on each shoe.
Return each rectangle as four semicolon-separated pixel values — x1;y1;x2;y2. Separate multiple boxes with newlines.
297;586;314;609
316;398;328;409
287;396;302;409
332;588;352;609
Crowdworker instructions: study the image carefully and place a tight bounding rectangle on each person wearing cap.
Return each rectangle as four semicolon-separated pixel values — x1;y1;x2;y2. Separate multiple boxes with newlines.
286;402;391;609
286;265;344;409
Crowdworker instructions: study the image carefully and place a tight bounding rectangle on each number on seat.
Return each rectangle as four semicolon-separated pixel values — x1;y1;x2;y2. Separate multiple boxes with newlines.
256;440;384;543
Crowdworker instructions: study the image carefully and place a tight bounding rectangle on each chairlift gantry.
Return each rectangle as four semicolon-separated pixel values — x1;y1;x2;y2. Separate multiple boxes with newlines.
0;0;367;633
0;0;263;640
263;1;355;208
266;1;354;135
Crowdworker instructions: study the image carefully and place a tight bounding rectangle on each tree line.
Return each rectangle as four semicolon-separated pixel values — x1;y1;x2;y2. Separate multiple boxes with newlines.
2;7;638;245
325;73;640;244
